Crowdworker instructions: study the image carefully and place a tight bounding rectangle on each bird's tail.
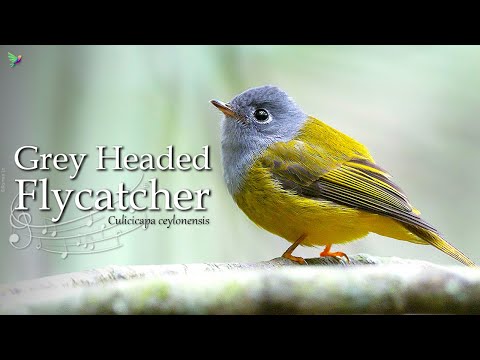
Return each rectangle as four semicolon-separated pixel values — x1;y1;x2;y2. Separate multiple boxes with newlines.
404;224;476;267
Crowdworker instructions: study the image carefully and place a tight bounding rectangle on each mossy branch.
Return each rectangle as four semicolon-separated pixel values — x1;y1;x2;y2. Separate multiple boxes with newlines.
1;254;480;314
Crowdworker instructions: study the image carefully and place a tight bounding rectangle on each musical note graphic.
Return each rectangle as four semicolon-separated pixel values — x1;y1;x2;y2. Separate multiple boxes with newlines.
61;240;69;259
9;211;33;250
86;211;94;227
8;174;145;259
41;220;48;235
84;235;95;249
9;226;20;245
9;233;20;245
51;224;57;237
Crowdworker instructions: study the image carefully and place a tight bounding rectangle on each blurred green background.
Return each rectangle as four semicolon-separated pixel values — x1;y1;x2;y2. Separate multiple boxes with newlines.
1;45;479;284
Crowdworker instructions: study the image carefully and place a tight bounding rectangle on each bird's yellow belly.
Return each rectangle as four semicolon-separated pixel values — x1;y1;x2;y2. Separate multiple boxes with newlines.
234;166;414;247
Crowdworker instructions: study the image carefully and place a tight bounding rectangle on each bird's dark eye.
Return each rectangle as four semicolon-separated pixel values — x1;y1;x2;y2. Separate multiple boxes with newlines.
254;109;269;122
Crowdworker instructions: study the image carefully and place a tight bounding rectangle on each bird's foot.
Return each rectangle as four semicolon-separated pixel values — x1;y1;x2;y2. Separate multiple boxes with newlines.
320;247;350;263
282;252;307;265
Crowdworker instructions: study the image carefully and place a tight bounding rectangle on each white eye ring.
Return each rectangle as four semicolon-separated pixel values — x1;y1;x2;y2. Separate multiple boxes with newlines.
253;108;273;124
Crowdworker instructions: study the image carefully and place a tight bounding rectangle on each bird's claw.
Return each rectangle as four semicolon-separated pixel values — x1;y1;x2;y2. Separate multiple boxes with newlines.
320;250;350;263
282;252;307;265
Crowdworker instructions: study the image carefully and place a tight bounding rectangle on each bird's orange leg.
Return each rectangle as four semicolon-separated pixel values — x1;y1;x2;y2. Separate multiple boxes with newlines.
320;244;350;263
282;234;307;265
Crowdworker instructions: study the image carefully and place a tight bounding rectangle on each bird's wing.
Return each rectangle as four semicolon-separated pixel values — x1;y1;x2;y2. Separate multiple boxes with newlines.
260;137;439;234
8;52;17;63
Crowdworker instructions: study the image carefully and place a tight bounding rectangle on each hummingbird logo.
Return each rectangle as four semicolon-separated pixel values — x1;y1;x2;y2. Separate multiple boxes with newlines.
8;52;22;68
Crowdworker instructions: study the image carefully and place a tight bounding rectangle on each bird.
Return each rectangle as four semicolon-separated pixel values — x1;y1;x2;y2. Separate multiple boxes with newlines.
8;52;22;68
210;85;475;267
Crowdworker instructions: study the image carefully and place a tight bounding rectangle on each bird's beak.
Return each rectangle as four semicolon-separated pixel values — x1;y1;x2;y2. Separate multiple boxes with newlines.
210;100;237;118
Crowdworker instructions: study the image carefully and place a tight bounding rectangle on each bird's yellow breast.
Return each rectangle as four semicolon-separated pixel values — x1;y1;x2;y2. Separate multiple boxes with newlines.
233;117;417;247
234;162;414;246
234;162;364;246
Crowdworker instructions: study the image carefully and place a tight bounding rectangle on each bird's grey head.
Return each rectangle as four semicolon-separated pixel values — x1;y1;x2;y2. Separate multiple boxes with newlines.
211;85;307;195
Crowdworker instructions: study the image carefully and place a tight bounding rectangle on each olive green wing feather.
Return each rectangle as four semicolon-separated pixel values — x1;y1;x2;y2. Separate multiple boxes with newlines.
261;140;439;234
262;116;475;266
